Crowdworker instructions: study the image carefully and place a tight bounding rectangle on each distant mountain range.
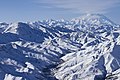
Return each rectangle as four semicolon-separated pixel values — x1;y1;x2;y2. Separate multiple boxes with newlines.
0;14;120;80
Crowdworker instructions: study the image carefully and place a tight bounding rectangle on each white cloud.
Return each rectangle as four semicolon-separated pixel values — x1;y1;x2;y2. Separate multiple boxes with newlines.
36;0;120;13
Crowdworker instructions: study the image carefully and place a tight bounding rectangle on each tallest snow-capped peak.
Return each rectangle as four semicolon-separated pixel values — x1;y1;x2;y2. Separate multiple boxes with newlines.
72;13;116;26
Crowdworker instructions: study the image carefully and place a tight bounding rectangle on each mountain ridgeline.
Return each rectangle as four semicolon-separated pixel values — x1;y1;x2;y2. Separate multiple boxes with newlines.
0;14;120;80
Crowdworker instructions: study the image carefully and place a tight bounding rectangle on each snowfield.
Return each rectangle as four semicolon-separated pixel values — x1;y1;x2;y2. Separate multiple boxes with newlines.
0;14;120;80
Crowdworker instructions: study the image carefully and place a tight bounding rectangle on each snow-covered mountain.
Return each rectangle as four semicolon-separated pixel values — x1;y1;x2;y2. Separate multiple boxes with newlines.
0;14;120;80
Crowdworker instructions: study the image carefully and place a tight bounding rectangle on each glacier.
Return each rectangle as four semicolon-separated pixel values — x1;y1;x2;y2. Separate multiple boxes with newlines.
0;14;120;80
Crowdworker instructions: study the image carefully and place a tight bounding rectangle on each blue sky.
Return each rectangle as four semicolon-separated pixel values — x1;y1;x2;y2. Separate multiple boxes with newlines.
0;0;120;24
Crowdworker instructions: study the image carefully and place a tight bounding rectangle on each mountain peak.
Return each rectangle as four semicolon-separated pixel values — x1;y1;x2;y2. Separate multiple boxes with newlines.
72;13;115;26
81;13;109;21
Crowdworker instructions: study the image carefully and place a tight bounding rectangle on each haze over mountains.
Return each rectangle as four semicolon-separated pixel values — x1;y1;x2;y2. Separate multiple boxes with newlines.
0;14;120;80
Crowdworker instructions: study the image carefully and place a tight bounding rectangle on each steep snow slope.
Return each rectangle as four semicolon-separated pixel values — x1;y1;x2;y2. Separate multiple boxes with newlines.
54;14;120;80
0;14;120;80
0;20;80;80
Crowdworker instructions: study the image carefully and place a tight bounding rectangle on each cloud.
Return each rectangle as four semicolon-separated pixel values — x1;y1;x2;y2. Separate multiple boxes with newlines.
36;0;120;13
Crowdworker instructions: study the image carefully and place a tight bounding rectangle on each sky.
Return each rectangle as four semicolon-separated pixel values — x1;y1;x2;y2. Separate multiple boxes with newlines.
0;0;120;24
